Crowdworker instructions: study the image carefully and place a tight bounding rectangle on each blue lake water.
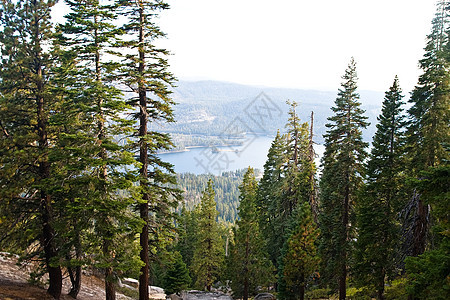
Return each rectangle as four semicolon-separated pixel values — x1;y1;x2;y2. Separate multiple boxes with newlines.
159;135;325;175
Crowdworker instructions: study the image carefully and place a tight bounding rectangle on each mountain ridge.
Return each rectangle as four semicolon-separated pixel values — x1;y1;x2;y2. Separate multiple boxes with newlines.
164;80;385;143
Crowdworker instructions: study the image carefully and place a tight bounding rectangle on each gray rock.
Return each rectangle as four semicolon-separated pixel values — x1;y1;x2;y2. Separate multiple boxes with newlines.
150;286;165;294
254;293;276;300
167;294;183;300
181;290;233;300
121;278;139;289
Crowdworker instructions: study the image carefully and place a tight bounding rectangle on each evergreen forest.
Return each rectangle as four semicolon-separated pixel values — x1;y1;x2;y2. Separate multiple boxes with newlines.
0;1;448;300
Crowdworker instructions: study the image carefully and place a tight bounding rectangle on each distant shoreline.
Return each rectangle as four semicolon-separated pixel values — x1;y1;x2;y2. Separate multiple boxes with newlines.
158;145;208;154
158;143;241;155
157;133;276;155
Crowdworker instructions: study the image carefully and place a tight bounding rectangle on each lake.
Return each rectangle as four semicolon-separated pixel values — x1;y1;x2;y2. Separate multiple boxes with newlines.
159;135;325;175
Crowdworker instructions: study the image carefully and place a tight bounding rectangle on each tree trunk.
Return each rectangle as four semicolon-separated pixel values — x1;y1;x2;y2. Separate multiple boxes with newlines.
37;57;62;299
339;264;346;300
103;232;116;300
243;277;248;300
105;266;116;300
68;266;81;299
139;199;149;300
93;10;117;300
377;287;385;300
138;2;149;299
412;196;428;256
68;230;83;299
42;192;62;299
299;283;305;300
377;268;385;300
39;147;62;299
309;111;318;224
339;174;350;300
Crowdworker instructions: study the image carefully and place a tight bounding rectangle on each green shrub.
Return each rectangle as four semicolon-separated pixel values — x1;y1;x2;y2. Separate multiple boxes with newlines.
385;278;408;300
305;288;333;299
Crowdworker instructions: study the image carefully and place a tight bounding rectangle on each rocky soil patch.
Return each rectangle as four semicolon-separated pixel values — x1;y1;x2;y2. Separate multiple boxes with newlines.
0;252;133;300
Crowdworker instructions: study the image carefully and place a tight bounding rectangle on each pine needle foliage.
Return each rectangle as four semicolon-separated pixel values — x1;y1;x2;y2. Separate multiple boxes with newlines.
191;179;225;291
318;58;369;300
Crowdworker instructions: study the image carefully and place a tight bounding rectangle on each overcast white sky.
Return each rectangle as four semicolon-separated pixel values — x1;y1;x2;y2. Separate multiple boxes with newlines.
155;0;437;92
55;0;437;93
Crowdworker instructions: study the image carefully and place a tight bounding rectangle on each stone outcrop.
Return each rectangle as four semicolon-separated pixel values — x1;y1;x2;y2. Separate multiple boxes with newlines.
254;293;276;300
119;278;165;299
168;294;183;300
180;290;233;300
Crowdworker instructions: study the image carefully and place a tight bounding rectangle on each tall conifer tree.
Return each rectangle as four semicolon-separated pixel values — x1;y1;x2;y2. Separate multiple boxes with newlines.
257;130;285;267
229;168;273;300
257;103;317;295
403;1;449;298
191;179;224;291
318;58;369;300
57;1;142;299
163;251;191;295
0;1;64;297
282;101;312;218
354;77;407;300
176;204;199;272
404;0;450;258
278;202;319;300
275;103;318;300
117;1;179;299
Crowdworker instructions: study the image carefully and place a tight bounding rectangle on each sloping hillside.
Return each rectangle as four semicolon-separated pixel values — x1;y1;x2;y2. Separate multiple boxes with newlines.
164;80;384;143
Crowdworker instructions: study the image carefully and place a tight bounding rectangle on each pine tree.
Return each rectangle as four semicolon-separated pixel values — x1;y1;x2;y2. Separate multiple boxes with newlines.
278;202;319;300
404;2;450;297
117;1;179;299
318;58;369;300
407;0;449;172
0;1;64;297
308;111;319;223
353;77;407;300
281;101;312;218
257;103;317;292
191;179;225;291
56;1;143;299
163;251;191;295
404;0;450;258
176;204;199;272
229;168;273;300
275;103;318;300
257;130;285;267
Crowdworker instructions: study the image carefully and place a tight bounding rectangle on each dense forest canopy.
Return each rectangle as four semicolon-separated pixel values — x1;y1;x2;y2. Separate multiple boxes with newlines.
0;1;448;300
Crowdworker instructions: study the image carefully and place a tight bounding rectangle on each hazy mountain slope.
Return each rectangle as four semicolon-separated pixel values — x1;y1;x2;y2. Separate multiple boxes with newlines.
164;80;384;143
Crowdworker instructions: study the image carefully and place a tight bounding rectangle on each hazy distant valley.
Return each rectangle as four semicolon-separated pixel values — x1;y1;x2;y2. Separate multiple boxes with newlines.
159;80;384;150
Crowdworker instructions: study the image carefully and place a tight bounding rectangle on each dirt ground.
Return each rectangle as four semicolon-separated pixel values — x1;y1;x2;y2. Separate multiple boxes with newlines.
0;252;133;300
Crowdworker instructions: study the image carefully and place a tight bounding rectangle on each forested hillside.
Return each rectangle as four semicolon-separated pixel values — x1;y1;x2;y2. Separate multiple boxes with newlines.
163;81;384;146
176;170;261;223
